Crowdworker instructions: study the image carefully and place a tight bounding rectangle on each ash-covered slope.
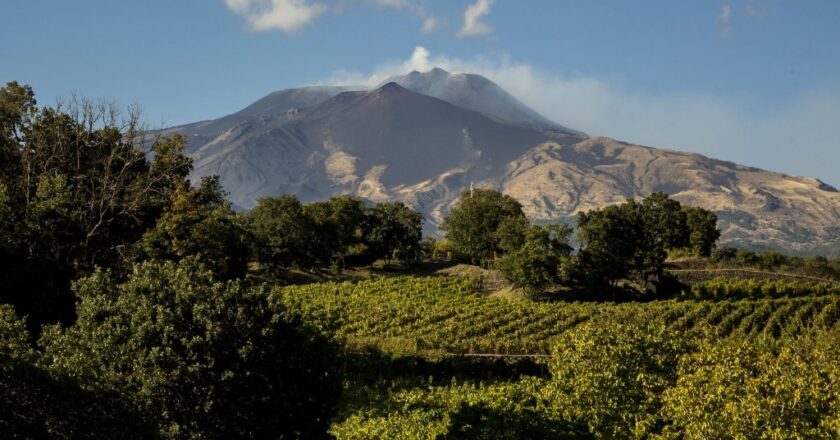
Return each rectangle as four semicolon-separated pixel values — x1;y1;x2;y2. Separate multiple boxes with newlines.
500;137;840;251
165;69;840;252
164;85;351;152
385;67;579;134
181;82;578;210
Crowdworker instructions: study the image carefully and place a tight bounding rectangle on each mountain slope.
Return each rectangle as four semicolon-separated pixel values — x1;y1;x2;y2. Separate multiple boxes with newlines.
499;137;840;250
182;82;579;210
164;85;350;152
165;69;840;252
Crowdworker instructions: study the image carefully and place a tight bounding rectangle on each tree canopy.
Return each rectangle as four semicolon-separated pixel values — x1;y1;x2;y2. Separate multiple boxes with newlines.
0;82;194;329
574;193;720;290
41;258;340;440
441;188;529;263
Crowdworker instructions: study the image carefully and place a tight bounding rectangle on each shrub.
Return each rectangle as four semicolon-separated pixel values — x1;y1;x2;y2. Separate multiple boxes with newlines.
42;258;341;439
659;336;840;439
544;321;692;439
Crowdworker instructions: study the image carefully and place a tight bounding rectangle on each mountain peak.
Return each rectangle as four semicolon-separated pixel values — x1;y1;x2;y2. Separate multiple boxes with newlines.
383;69;580;134
408;67;450;77
376;81;407;94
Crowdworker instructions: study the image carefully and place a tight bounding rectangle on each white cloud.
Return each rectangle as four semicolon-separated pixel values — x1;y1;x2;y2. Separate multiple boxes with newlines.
421;16;439;33
374;0;411;8
458;0;494;37
717;4;733;37
717;4;731;23
317;47;840;186
744;3;771;18
224;0;327;32
372;0;440;33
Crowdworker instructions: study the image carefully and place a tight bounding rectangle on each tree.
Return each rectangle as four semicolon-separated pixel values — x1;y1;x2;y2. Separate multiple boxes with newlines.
248;194;314;271
41;258;341;440
136;176;250;279
496;224;573;295
0;81;35;186
633;193;689;284
441;189;529;263
641;192;689;250
303;196;367;268
365;202;424;265
0;305;157;439
574;193;710;290
683;206;720;257
0;82;195;329
575;201;642;288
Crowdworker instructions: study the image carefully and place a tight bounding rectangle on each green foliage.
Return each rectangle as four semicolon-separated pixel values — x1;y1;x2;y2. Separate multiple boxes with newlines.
1;358;160;440
575;200;644;287
441;189;528;263
249;194;315;270
683;206;720;256
545;322;691;439
314;282;838;439
0;305;35;362
136;176;250;279
331;379;590;440
42;258;340;440
495;224;573;294
304;195;368;267
249;197;424;271
0;81;36;182
642;192;689;250
576;193;720;290
684;278;840;300
0;82;195;328
0;305;157;439
659;336;840;439
274;275;840;355
364;201;424;265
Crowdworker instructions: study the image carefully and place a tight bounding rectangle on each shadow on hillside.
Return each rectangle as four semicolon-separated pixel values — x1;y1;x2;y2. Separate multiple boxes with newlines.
253;260;461;286
340;350;549;387
441;403;594;440
534;274;690;304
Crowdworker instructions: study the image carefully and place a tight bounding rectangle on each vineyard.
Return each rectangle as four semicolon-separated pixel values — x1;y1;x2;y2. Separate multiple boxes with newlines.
267;273;840;438
272;275;840;356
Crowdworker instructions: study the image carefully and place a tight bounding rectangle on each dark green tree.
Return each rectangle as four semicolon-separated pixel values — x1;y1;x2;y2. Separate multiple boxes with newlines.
683;206;720;257
496;224;573;295
0;82;194;328
641;192;689;250
0;81;35;186
136;176;250;279
0;305;157;439
303;196;367;268
575;193;711;290
441;189;529;263
41;258;341;440
575;201;642;288
365;201;424;265
248;194;315;271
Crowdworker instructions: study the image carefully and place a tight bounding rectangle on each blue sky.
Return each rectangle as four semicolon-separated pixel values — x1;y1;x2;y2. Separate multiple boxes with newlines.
2;1;839;185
